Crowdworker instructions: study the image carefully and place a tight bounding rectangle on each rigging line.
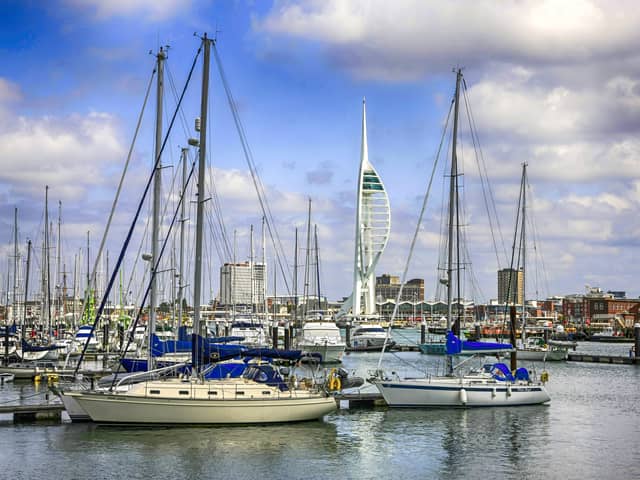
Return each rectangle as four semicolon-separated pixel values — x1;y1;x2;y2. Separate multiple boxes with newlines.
205;201;227;265
461;80;508;268
111;160;197;389
376;97;454;372
165;62;193;141
74;42;203;375
206;163;232;261
72;62;156;354
212;44;292;295
501;164;526;328
525;175;551;299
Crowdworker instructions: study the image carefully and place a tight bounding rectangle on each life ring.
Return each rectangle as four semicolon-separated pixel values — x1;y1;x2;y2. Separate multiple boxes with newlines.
327;368;342;391
540;371;549;383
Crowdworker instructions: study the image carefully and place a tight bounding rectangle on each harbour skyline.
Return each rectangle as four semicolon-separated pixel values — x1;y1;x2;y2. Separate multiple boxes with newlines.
1;1;639;304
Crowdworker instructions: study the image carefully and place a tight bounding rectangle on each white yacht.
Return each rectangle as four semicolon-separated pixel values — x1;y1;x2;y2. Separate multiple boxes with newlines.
350;324;394;351
297;318;345;363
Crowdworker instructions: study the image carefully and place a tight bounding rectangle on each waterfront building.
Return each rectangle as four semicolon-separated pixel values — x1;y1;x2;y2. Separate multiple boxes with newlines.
375;274;424;303
497;268;524;305
219;262;266;307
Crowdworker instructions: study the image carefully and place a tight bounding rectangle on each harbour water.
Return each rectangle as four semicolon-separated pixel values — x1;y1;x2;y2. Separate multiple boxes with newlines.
0;335;638;480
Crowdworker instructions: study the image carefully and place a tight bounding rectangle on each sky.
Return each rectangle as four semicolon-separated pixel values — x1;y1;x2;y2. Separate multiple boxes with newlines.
1;0;639;308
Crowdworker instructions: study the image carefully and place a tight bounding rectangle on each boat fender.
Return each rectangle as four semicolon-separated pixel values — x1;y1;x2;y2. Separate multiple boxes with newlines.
491;387;496;398
540;371;549;383
460;388;467;405
506;385;512;397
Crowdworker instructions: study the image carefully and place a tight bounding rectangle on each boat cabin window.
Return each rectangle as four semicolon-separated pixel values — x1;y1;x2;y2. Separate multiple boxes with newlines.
208;391;218;395
179;390;189;395
149;390;161;394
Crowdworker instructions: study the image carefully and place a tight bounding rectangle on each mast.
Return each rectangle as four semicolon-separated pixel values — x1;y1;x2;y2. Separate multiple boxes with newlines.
293;227;298;327
262;216;268;319
12;207;18;325
250;224;254;314
57;201;62;331
522;163;527;334
148;46;166;369
40;186;52;338
192;33;211;373
303;199;312;319
23;240;31;341
314;225;321;312
446;69;463;374
176;147;188;338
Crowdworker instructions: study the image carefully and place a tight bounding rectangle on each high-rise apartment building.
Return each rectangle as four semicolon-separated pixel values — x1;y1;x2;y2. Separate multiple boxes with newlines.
497;268;524;305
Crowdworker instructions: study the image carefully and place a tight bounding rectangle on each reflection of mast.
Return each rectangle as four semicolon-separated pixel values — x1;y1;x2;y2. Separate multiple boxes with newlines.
339;99;391;319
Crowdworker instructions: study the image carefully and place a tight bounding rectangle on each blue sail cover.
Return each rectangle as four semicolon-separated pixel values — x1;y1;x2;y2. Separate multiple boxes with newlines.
445;331;513;355
150;334;246;357
21;339;64;352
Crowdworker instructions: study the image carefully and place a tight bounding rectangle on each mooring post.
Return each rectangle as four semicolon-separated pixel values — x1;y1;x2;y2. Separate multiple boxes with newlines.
420;322;426;344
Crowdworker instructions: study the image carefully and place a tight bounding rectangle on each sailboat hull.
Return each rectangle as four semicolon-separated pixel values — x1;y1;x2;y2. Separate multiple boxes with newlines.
373;376;550;407
66;379;337;424
510;348;568;362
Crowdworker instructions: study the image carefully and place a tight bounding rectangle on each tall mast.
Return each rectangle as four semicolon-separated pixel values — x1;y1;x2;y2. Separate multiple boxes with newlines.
148;46;166;369
12;207;18;324
44;186;52;337
521;163;528;338
23;240;31;339
57;201;62;328
86;231;90;308
303;199;312;319
293;228;298;327
446;69;463;374
177;147;188;338
250;224;254;313
314;225;321;311
192;34;211;373
262;216;268;319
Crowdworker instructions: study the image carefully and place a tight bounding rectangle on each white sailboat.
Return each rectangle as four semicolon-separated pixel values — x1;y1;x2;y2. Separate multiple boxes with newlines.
371;69;550;407
507;163;568;362
68;36;336;424
296;213;346;363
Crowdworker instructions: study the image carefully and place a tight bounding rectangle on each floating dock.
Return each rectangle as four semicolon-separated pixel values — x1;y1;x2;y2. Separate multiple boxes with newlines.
568;353;638;365
334;391;385;408
0;403;65;422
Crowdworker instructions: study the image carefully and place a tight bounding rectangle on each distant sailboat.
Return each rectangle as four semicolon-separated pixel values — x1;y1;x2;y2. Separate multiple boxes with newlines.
371;69;550;407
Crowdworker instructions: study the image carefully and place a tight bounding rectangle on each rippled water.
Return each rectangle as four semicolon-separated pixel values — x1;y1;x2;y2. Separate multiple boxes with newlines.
0;339;638;480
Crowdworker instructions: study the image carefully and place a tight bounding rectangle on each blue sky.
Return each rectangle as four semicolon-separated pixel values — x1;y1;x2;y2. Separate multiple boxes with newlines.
1;0;640;307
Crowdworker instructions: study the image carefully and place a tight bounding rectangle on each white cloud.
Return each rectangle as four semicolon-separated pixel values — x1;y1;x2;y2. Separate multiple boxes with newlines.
0;109;125;200
256;0;640;81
